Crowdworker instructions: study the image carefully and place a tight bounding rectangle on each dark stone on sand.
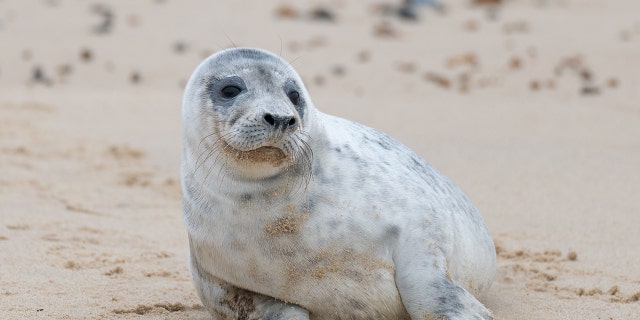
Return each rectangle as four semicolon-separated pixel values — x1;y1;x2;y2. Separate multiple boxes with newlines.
173;41;188;54
398;5;419;21
80;48;93;62
130;71;142;84
310;7;335;22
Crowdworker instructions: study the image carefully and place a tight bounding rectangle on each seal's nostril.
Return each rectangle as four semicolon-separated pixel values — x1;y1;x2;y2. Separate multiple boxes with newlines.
264;114;275;126
288;118;296;127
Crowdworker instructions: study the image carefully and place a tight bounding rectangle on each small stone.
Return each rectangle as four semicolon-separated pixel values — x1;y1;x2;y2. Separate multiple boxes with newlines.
445;53;478;69
581;86;600;96
275;4;299;19
31;66;52;85
33;67;45;80
545;79;556;90
173;41;188;54
91;4;114;34
357;50;371;63
579;69;592;81
130;71;141;84
21;49;32;61
509;57;522;69
310;7;335;22
373;21;399;38
620;30;631;42
396;62;416;73
530;80;540;91
472;0;502;4
56;64;73;77
331;65;345;77
397;5;418;21
313;75;325;86
463;20;479;32
80;48;93;62
127;14;140;27
424;72;451;89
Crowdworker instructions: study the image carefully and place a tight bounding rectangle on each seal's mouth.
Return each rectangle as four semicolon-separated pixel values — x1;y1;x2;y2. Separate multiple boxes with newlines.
228;146;288;167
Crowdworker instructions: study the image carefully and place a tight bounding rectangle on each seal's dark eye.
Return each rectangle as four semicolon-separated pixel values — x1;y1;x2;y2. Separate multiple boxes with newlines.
221;85;242;98
288;91;300;105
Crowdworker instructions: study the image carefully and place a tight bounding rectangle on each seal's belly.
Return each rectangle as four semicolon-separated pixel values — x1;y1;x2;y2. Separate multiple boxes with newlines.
265;245;409;319
192;231;409;319
247;204;409;318
189;194;414;318
291;268;409;319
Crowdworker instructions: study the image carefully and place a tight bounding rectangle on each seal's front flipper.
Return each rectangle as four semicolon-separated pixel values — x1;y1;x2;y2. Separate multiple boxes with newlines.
190;250;309;320
261;302;311;320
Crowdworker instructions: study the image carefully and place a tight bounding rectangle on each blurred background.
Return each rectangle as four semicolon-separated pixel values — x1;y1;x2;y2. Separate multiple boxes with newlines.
1;0;639;319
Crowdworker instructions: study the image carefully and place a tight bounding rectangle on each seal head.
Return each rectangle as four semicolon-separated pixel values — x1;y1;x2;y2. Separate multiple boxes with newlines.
182;48;313;180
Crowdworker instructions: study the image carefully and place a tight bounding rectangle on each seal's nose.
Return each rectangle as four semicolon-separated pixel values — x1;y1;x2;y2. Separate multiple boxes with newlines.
263;113;297;131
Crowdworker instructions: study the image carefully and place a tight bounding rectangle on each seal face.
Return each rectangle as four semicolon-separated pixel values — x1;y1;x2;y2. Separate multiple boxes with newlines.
182;48;496;320
184;48;312;182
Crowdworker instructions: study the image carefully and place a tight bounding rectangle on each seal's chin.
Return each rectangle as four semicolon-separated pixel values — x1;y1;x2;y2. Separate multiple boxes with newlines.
228;146;288;167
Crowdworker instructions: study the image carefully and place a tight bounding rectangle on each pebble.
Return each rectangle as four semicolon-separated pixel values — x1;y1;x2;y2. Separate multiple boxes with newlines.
397;5;419;21
331;65;345;77
530;80;540;91
373;21;399;38
130;71;142;84
310;7;335;22
32;66;52;85
424;72;451;89
173;41;188;54
509;57;522;70
357;50;371;63
91;4;114;34
56;64;73;77
275;4;299;19
80;48;93;62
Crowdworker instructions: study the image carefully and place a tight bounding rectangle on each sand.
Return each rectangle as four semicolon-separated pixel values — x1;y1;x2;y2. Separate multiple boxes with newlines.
1;0;639;319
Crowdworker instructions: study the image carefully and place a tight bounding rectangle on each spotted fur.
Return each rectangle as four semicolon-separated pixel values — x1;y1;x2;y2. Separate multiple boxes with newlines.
182;48;496;320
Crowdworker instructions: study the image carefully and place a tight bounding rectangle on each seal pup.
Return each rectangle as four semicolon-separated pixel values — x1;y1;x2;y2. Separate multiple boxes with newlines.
182;47;496;320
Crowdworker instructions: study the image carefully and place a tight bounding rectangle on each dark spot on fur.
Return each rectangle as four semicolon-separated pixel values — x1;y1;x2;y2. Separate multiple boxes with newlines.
304;195;318;213
257;66;268;77
385;225;400;239
221;291;255;320
351;154;363;164
240;193;252;202
428;281;466;318
348;298;367;310
410;155;423;169
328;219;341;229
377;138;393;151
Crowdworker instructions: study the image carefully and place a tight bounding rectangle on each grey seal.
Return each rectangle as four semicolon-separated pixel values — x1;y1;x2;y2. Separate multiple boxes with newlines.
181;47;496;320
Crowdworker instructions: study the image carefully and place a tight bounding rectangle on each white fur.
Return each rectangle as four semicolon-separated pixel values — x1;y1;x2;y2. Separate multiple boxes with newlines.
182;48;496;320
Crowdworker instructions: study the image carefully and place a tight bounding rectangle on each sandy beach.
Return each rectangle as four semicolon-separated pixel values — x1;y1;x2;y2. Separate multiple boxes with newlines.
1;0;639;319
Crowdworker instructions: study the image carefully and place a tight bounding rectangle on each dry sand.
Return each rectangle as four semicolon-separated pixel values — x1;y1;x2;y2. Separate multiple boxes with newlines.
1;0;639;319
